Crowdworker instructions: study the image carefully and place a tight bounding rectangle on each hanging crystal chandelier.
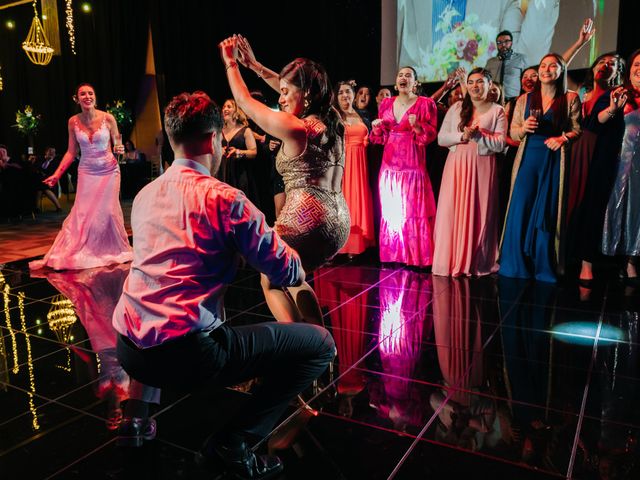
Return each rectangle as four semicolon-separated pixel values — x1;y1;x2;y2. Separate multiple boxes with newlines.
47;294;77;344
22;0;55;66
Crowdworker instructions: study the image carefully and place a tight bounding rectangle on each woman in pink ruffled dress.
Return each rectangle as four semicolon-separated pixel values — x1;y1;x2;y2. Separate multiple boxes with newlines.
30;84;132;270
370;67;438;267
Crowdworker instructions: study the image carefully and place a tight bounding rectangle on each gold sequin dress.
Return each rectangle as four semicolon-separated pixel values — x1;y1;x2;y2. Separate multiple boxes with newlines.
275;117;350;270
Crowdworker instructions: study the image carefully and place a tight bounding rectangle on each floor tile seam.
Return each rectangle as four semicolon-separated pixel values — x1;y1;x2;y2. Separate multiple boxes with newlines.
386;353;482;479
43;437;116;480
257;338;387;450
0;378;106;422
416;436;566;478
320;268;405;317
385;283;528;479
0;396;55;428
0;408;101;459
225;300;270;321
154;436;197;454
151;393;192;419
349;365;582;416
312;409;423;439
329;330;603;373
566;306;605;479
0;332;93;370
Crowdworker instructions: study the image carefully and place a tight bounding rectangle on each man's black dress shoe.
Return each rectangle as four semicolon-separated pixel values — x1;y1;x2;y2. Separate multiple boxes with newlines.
195;436;283;480
116;417;157;447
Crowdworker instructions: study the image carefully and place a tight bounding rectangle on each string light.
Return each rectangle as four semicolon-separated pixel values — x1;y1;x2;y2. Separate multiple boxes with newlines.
3;284;19;374
18;292;40;431
65;0;75;55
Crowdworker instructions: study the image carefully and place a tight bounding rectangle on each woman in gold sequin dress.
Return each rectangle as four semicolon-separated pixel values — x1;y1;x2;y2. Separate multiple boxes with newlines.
219;35;349;324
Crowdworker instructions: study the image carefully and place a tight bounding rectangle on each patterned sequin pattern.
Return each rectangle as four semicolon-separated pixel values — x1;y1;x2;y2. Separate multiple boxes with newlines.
275;117;350;270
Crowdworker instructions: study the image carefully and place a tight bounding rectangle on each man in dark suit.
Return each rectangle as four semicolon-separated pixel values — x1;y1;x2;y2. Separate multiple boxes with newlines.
34;147;63;212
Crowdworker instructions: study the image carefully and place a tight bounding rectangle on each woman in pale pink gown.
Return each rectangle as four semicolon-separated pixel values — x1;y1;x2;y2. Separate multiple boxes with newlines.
370;67;438;267
434;68;506;276
30;84;132;271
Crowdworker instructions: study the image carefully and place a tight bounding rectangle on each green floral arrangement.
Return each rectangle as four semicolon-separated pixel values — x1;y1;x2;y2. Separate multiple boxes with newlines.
106;99;133;129
13;105;42;136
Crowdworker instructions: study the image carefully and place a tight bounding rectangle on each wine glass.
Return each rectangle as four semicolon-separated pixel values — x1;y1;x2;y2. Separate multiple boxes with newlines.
529;108;542;121
114;134;124;164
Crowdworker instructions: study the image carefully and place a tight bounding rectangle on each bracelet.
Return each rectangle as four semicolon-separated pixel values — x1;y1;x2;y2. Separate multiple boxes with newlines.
562;132;570;144
256;65;265;78
607;108;616;118
225;61;238;71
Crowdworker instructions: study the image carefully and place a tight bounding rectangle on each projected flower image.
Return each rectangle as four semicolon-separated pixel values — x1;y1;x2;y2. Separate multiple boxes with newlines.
417;7;495;82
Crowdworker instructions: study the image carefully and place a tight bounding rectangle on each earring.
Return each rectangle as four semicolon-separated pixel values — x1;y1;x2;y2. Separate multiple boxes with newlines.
304;99;310;108
394;85;398;92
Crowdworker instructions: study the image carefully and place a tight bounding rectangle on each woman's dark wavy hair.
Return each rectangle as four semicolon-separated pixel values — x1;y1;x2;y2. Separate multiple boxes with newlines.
529;53;569;131
458;68;492;131
280;58;343;145
624;49;640;110
334;80;370;128
582;52;625;93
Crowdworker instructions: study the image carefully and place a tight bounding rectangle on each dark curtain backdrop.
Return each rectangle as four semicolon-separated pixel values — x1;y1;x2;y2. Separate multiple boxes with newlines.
2;0;636;159
0;0;148;157
149;0;382;110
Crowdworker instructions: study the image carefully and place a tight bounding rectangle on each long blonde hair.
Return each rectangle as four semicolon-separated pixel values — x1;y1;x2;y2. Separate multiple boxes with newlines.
224;99;249;127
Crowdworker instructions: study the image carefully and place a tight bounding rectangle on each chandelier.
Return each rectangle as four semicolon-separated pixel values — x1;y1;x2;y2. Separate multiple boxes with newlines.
47;294;77;343
22;0;54;66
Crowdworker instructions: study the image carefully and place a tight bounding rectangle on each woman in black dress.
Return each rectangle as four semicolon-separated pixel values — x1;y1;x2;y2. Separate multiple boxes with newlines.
219;99;260;208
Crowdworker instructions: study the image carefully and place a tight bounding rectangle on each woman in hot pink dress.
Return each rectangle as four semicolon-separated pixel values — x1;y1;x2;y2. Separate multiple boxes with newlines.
370;66;438;267
434;68;506;276
30;84;132;270
335;80;375;256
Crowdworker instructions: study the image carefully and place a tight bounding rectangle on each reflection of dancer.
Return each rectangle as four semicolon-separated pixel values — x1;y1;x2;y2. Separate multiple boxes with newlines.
313;266;369;417
222;35;349;324
431;276;498;450
371;270;433;432
42;264;160;445
370;67;438;267
30;84;132;271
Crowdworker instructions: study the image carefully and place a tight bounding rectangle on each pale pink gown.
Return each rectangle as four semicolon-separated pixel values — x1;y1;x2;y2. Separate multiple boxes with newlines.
30;116;132;270
369;96;438;267
433;102;506;276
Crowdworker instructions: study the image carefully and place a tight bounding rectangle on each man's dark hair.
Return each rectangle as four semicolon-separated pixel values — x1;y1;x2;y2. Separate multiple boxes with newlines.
496;30;513;41
0;144;7;150
164;91;222;144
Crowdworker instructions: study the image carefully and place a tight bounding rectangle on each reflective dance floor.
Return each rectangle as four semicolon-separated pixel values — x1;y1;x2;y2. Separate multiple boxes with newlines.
1;246;638;479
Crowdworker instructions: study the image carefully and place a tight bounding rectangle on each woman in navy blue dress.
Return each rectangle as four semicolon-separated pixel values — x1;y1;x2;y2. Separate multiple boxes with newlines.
499;54;581;282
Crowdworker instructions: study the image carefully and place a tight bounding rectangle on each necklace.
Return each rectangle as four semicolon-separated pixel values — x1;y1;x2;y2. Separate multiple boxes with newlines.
397;95;416;107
